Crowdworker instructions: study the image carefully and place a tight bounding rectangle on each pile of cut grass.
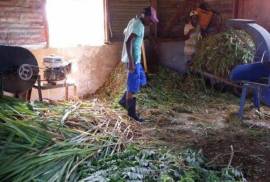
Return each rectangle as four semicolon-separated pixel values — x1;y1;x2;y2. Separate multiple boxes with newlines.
0;58;252;181
0;96;137;181
0;95;245;181
104;64;239;115
136;68;239;114
193;29;255;78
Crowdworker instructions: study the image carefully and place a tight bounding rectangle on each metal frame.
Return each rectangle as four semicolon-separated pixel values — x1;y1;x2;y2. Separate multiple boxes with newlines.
238;71;270;118
27;75;77;101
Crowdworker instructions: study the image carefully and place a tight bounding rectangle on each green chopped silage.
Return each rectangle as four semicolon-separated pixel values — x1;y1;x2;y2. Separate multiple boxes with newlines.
193;29;255;78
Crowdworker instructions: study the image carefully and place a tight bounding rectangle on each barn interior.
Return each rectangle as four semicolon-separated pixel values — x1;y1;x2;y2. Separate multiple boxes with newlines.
1;0;270;181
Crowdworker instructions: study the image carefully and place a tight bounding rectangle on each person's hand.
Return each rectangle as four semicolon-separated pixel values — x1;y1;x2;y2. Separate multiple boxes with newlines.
128;63;135;73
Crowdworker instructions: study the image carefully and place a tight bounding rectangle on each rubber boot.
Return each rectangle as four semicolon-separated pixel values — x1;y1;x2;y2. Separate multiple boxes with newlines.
127;98;144;122
118;92;127;109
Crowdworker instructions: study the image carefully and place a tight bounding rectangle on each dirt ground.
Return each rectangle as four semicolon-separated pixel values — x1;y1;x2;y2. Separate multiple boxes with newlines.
199;126;270;181
101;66;270;181
137;102;270;182
137;103;269;181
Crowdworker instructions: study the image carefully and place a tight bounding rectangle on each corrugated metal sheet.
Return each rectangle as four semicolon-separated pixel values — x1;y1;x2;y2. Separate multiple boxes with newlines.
109;0;150;40
0;0;47;48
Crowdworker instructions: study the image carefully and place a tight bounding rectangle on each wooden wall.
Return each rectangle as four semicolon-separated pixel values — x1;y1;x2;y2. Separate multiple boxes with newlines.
109;0;235;40
2;0;261;46
206;0;234;20
0;0;47;48
157;0;234;37
157;0;197;37
238;0;270;31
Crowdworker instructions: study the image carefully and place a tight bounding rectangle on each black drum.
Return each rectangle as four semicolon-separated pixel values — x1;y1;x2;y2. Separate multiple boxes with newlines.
0;45;39;94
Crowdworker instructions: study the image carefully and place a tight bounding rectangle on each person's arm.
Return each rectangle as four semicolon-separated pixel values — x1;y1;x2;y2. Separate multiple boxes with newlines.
126;33;137;73
183;24;195;40
184;28;195;40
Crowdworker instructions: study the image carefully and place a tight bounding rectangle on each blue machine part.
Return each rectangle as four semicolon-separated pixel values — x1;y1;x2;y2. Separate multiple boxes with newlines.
227;19;270;63
261;88;270;106
227;19;270;106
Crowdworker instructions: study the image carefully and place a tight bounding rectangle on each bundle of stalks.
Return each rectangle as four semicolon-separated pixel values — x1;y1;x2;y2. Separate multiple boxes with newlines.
0;96;141;181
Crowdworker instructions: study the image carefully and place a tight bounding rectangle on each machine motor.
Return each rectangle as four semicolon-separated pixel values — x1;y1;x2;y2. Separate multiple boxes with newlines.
43;56;71;84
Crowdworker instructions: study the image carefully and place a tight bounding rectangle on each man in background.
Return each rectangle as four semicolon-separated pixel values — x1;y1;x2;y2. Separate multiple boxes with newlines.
196;2;222;36
119;6;159;122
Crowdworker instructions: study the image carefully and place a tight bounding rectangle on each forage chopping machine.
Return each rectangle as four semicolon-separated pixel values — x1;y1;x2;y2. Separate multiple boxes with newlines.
0;45;73;100
227;19;270;117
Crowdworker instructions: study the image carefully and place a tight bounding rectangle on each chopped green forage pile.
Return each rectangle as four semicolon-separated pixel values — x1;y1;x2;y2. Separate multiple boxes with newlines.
193;30;255;78
0;96;245;182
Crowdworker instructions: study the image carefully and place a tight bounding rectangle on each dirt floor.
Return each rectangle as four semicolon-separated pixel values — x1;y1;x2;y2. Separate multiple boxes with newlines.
139;101;270;182
139;104;270;181
98;65;270;181
199;126;270;181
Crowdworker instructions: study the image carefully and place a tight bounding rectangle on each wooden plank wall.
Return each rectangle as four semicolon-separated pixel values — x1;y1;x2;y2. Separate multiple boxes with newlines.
157;0;234;37
109;0;150;40
206;0;234;20
157;0;198;37
109;0;234;40
0;0;236;45
0;0;47;48
238;0;270;31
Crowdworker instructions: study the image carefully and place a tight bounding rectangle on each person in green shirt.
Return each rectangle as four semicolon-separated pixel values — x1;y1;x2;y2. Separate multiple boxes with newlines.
119;6;159;122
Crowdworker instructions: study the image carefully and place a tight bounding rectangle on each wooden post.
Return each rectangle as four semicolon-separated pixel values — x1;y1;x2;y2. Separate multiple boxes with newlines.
73;84;78;100
26;89;32;101
103;0;111;43
43;0;50;48
64;80;68;100
142;42;148;73
37;75;42;101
